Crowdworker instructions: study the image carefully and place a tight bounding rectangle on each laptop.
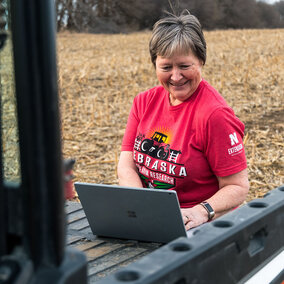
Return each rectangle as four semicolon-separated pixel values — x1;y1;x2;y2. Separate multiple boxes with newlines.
75;182;187;243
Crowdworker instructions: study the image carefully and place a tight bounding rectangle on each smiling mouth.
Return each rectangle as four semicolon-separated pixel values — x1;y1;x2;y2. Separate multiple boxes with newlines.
169;80;189;87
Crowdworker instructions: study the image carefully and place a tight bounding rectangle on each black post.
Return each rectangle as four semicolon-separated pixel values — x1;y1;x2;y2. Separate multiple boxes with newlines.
6;0;87;284
11;0;64;267
0;0;87;282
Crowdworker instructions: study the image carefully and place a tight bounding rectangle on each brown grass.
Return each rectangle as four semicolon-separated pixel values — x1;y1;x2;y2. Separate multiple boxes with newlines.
57;29;284;202
0;29;284;200
0;39;21;183
2;29;282;201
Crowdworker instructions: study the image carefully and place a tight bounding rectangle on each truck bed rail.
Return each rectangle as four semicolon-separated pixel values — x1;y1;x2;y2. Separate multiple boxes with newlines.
96;185;284;284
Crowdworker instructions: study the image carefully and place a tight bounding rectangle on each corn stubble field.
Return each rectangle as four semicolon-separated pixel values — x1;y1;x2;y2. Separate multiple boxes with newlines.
57;29;283;201
1;29;283;202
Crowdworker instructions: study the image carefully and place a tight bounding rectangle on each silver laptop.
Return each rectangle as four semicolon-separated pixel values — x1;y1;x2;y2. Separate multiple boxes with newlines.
75;182;187;243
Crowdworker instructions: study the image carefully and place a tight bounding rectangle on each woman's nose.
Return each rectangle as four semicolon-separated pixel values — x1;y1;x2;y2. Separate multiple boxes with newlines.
171;68;183;81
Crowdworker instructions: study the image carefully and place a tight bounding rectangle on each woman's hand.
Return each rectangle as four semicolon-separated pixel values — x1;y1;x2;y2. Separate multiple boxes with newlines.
181;205;209;230
181;168;249;231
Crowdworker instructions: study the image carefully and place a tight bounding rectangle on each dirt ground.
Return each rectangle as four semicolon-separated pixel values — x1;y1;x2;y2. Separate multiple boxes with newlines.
57;29;284;201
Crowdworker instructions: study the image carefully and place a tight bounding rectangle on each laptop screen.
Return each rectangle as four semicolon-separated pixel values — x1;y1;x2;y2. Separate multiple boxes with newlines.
75;183;187;243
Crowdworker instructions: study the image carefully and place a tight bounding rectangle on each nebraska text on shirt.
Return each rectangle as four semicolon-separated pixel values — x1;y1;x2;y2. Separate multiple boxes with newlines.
133;150;187;177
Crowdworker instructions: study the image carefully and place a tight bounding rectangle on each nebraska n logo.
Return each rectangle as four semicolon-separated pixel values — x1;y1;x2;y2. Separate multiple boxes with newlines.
229;132;239;146
228;132;243;156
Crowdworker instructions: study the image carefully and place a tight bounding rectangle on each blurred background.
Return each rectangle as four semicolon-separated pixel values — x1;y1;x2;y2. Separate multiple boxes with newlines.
1;0;283;201
55;0;284;33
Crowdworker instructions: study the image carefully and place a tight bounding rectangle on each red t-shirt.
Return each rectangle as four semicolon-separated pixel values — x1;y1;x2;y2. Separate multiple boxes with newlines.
121;80;247;208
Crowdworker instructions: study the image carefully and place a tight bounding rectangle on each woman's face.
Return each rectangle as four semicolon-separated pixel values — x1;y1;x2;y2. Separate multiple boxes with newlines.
155;52;203;106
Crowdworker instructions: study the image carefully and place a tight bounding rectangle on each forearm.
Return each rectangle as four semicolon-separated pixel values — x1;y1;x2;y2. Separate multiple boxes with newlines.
118;167;143;188
117;151;143;188
182;184;248;230
206;183;249;219
182;169;249;230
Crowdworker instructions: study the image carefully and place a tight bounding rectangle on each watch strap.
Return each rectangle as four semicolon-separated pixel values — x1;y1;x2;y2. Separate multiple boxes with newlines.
200;201;215;220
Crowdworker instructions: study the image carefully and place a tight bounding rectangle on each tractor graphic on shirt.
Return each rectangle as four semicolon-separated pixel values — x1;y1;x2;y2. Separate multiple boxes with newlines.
137;131;182;163
140;132;170;160
134;131;183;189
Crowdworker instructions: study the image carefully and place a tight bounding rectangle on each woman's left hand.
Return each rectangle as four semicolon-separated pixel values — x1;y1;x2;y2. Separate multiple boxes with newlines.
181;169;250;230
181;205;209;230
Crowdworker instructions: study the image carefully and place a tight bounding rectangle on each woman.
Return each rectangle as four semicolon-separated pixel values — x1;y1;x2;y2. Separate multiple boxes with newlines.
117;11;249;230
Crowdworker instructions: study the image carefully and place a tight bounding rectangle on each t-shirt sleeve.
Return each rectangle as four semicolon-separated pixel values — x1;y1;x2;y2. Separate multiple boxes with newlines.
121;96;140;151
205;107;247;177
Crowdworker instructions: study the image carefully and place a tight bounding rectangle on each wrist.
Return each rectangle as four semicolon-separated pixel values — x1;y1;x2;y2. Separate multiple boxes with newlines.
197;204;210;222
199;201;215;221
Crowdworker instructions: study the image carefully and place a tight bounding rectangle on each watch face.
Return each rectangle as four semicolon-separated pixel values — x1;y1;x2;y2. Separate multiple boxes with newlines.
201;202;215;220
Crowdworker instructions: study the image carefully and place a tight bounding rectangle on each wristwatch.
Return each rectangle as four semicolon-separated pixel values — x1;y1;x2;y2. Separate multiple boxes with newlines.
200;201;215;221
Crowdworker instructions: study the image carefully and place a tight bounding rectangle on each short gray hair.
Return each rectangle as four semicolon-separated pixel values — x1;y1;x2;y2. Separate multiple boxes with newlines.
149;11;206;67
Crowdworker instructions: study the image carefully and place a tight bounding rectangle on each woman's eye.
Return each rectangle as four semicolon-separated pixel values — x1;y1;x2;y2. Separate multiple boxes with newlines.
180;64;192;69
161;66;171;71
